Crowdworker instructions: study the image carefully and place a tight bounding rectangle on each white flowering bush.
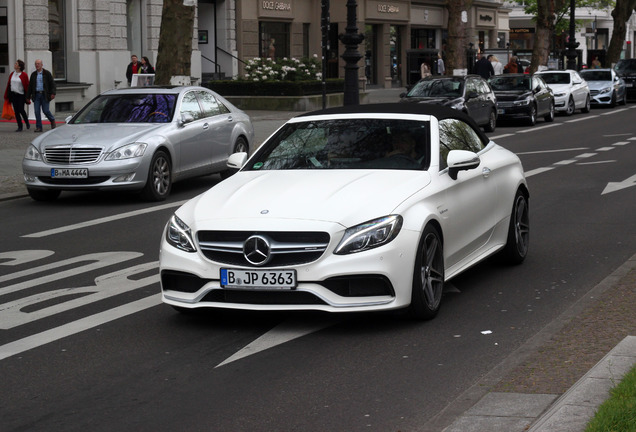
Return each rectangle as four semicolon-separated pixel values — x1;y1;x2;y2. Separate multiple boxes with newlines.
241;55;323;82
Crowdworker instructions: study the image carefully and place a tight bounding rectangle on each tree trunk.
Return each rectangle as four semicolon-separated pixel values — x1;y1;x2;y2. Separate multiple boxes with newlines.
529;0;555;73
606;0;636;66
445;0;472;73
154;0;196;85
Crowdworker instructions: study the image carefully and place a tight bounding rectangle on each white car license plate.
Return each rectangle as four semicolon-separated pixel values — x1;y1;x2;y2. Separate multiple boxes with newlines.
51;168;88;178
220;268;297;290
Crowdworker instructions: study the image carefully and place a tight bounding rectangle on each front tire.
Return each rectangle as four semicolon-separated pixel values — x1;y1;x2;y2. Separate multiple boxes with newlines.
544;102;555;122
140;150;172;201
27;188;61;202
483;110;497;133
581;95;591;113
526;104;537;126
566;97;576;116
500;191;530;264
408;225;445;320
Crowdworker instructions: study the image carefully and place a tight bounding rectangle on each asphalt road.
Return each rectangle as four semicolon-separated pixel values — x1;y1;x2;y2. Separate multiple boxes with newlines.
0;103;635;431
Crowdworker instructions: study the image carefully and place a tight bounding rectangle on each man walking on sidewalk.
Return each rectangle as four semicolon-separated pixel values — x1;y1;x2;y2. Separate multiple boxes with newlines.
27;59;56;132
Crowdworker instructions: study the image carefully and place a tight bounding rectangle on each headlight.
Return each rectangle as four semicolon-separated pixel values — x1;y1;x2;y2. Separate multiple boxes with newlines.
334;215;403;255
514;97;532;106
105;143;148;161
554;92;566;97
598;87;611;94
24;145;42;161
166;214;196;253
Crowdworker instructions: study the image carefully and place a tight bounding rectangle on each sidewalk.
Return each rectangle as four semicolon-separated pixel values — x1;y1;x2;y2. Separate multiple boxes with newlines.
1;87;635;432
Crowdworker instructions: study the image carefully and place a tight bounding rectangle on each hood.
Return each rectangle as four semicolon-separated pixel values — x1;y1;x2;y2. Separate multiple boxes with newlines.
181;170;431;227
585;80;613;90
543;83;572;93
493;90;531;101
32;123;168;151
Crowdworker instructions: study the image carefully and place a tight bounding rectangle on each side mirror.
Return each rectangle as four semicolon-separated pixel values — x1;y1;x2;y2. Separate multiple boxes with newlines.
227;152;248;170
399;92;406;98
178;113;195;126
65;115;73;124
447;150;480;180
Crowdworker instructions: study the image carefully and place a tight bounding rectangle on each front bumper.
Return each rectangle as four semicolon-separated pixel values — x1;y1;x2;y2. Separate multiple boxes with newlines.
159;221;421;314
496;104;532;120
22;158;149;191
553;95;569;112
590;90;614;105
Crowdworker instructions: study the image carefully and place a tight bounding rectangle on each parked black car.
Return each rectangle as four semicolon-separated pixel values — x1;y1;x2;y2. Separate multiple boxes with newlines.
400;75;498;132
488;74;555;125
614;58;636;100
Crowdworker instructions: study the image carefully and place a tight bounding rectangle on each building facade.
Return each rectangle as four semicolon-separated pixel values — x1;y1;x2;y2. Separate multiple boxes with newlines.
1;0;513;114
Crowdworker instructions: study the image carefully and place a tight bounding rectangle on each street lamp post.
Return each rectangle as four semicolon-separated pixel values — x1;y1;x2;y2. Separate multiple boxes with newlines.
338;0;364;106
565;0;579;70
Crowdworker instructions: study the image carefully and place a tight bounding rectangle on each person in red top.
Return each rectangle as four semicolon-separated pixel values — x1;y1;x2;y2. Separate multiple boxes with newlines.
126;55;140;86
4;59;31;132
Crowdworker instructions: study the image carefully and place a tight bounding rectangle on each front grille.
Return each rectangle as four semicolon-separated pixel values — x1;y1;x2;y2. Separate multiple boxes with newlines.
201;289;327;305
44;147;103;164
198;231;330;267
38;176;110;185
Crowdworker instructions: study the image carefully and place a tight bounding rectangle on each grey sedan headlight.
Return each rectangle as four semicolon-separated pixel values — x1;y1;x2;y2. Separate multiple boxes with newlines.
598;87;612;94
24;145;42;161
105;143;148;161
335;215;403;255
166;215;197;253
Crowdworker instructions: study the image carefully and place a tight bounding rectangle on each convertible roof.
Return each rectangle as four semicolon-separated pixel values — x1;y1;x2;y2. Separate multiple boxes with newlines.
297;102;490;145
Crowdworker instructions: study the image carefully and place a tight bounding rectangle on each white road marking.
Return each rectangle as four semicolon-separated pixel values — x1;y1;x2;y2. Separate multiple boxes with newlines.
612;141;630;146
0;296;160;361
566;116;599;123
602;173;636;195
601;108;629;115
22;200;187;238
524;167;555;177
596;147;615;151
577;160;616;165
554;160;576;165
518;123;562;133
489;133;515;140
0;250;54;266
516;147;588;155
216;319;338;368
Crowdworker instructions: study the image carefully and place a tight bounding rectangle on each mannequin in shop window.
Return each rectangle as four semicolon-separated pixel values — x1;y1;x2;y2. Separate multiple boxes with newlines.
268;38;276;58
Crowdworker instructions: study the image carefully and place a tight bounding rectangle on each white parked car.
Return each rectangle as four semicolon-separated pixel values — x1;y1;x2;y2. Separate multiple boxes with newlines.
159;104;529;320
23;86;255;201
534;69;591;115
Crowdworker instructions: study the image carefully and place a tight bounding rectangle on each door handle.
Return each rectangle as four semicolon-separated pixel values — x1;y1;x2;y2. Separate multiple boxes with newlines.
482;167;491;178
203;123;209;130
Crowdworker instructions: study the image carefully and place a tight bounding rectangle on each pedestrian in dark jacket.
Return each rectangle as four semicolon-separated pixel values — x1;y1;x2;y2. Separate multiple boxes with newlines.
475;52;495;79
26;59;56;132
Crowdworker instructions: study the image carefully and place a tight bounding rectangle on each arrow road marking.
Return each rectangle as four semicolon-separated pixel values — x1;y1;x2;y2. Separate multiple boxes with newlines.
216;318;338;368
602;173;636;195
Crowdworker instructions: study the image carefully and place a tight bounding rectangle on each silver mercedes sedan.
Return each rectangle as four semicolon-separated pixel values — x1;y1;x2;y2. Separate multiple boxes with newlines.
22;86;255;201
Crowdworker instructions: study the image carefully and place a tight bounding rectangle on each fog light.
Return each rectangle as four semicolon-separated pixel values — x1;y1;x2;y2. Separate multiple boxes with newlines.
113;173;135;183
24;174;36;183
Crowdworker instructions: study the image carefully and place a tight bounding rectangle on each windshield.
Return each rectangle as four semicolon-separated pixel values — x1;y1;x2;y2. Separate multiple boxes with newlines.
489;76;531;91
539;73;571;85
614;60;636;74
406;79;463;98
71;93;177;124
246;119;430;171
580;71;611;81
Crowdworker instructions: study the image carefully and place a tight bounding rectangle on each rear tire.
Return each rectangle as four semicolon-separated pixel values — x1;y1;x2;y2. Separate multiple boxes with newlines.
408;224;444;320
27;188;61;202
500;191;530;264
140;150;171;201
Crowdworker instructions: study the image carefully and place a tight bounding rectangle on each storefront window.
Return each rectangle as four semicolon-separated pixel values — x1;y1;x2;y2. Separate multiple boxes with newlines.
260;22;290;59
49;0;66;80
127;0;143;57
411;28;436;50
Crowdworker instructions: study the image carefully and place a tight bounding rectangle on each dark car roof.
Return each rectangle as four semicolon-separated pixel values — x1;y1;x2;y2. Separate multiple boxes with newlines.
297;102;490;145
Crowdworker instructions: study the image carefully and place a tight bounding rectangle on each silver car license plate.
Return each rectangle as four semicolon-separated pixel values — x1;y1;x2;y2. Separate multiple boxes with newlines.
51;168;88;178
220;268;297;290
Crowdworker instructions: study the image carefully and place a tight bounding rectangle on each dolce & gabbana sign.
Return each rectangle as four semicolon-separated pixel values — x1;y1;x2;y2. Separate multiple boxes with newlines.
259;1;293;19
366;0;409;21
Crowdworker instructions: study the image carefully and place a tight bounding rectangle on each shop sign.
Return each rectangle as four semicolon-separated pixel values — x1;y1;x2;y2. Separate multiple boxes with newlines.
366;0;409;21
477;8;495;27
259;1;293;19
510;28;535;34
